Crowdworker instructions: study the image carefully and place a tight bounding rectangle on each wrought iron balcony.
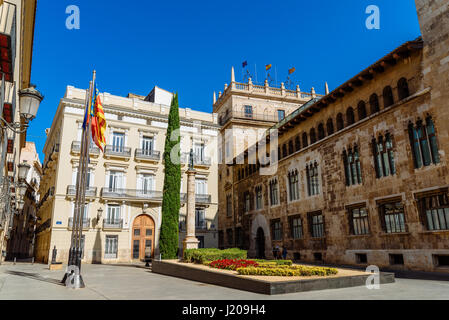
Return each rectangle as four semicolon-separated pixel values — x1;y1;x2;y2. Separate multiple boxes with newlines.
66;185;97;198
196;221;208;230
68;217;90;229
180;193;212;204
104;145;132;158
179;220;211;231
100;188;163;201
196;194;212;203
71;141;100;155
103;219;123;230
135;149;161;161
181;153;211;167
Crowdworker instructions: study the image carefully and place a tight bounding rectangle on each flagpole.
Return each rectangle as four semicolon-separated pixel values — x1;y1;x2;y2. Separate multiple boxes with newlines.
62;71;95;288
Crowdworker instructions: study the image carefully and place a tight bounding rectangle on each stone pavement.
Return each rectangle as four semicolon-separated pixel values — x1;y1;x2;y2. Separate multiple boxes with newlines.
0;263;448;300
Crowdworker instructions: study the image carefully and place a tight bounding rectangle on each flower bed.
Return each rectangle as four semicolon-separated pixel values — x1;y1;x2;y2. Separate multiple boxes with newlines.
204;258;338;277
209;259;259;270
237;265;338;277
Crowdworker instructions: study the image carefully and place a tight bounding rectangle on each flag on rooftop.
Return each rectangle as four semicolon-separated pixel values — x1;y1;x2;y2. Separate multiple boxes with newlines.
242;61;248;68
265;64;272;71
288;67;296;75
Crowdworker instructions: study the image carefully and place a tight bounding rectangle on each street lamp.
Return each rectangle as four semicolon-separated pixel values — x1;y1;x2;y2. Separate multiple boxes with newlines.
18;162;31;182
18;85;44;123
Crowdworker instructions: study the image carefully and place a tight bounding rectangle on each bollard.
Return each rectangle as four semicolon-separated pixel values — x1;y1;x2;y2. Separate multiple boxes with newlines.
14;257;16;265
51;246;57;264
32;257;34;265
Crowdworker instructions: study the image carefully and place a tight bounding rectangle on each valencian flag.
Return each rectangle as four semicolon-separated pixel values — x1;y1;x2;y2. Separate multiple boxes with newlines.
242;61;248;68
90;84;106;151
265;64;272;71
289;67;296;75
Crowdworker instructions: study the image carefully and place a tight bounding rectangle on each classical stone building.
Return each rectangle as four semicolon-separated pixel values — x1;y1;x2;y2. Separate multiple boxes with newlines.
35;86;219;264
216;1;449;272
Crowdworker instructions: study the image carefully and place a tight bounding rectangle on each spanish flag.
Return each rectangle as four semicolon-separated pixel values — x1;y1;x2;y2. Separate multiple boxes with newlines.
90;85;106;151
265;64;272;71
288;67;296;75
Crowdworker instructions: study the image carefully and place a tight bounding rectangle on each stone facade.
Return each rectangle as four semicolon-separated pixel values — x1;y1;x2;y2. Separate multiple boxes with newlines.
216;2;449;272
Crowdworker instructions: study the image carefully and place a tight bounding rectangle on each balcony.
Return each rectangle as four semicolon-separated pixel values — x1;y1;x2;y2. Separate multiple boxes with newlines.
179;220;214;232
100;188;163;202
181;153;212;167
104;145;131;159
66;185;97;198
180;193;212;204
71;141;100;156
68;218;90;230
135;149;161;162
103;219;123;230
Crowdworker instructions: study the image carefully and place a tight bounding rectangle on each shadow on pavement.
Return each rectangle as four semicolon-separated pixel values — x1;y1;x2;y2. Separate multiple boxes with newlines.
5;270;64;286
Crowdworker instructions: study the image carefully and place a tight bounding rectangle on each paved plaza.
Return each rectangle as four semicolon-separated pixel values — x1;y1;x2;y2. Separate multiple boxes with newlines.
0;263;448;300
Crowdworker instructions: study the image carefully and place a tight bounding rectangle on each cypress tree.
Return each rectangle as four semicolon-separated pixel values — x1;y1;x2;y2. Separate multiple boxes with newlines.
159;93;181;259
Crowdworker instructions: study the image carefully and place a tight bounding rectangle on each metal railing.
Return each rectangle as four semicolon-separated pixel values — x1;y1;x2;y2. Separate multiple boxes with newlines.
135;149;161;161
104;145;131;158
66;185;97;197
103;219;123;229
181;153;211;166
180;193;212;204
71;141;100;155
218;111;281;126
101;188;163;201
68;217;90;229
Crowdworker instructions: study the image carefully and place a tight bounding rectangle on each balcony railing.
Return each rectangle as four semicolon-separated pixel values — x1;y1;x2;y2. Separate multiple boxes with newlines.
196;194;212;203
66;185;97;198
68;218;90;229
218;111;281;126
180;193;212;204
179;220;213;231
101;188;163;201
103;219;123;230
104;145;132;158
181;153;211;166
135;149;161;161
71;141;100;155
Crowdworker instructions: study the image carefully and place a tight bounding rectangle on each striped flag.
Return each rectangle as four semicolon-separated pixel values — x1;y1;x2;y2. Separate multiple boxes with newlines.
90;85;106;151
265;64;272;71
288;67;296;75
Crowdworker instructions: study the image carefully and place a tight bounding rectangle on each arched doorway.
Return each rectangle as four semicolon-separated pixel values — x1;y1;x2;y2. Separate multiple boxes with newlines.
132;215;155;261
255;227;265;259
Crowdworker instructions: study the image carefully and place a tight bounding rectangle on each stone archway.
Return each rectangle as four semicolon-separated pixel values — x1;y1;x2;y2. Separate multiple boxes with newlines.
249;213;271;258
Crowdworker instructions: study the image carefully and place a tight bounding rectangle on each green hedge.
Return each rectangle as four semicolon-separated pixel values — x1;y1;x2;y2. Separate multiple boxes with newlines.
183;248;247;264
252;259;292;266
237;266;338;277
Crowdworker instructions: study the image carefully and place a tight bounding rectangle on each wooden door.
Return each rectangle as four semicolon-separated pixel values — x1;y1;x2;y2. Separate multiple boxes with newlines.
132;215;155;260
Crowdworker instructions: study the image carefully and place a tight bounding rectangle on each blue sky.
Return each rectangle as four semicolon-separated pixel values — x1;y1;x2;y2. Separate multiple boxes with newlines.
29;0;421;160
